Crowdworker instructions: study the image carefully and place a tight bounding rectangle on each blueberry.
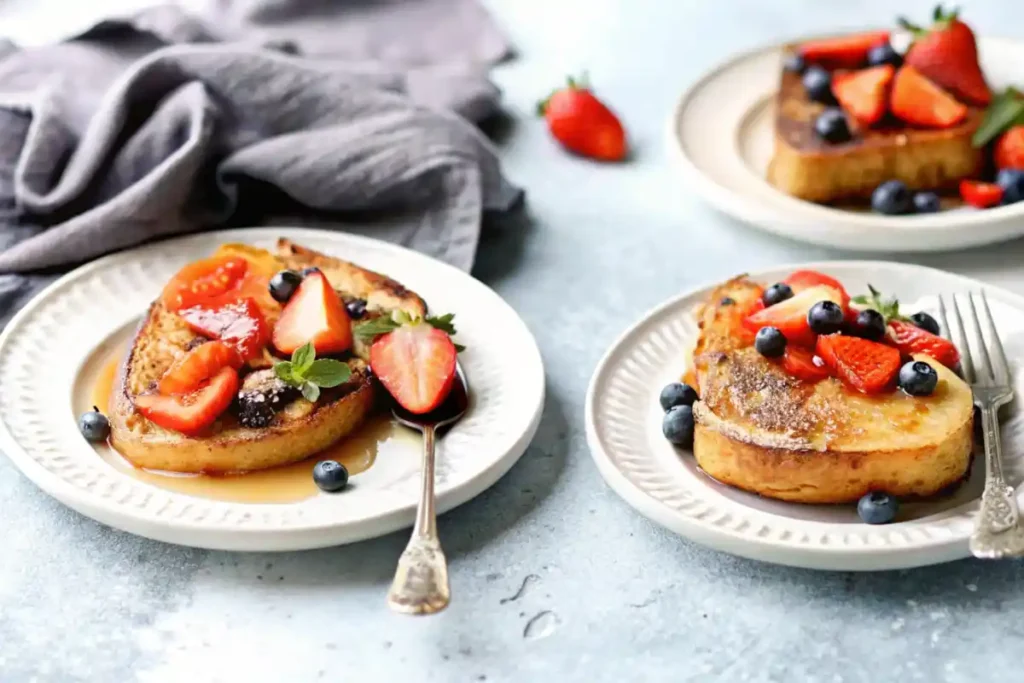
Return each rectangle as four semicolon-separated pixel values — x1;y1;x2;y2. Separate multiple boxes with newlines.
300;266;321;277
78;407;110;443
802;66;834;104
345;298;368;320
858;491;899;524
660;382;698;412
899;360;938;397
719;296;736;306
814;108;852;144
910;311;940;335
996;168;1024;204
912;191;941;214
269;270;302;303
807;301;844;335
784;52;806;74
871;180;914;215
754;326;787;358
762;282;794;307
866;42;902;67
313;460;349;492
850;308;886;341
662;405;695;447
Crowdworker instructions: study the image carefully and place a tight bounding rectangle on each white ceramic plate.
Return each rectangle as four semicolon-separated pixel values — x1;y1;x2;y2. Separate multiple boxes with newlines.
669;36;1024;252
0;228;545;551
586;261;1024;571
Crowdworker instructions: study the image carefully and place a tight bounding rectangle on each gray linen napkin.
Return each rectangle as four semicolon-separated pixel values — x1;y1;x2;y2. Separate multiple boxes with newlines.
0;0;521;326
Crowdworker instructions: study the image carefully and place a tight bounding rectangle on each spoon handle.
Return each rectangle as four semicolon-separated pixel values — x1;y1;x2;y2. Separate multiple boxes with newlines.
387;425;450;614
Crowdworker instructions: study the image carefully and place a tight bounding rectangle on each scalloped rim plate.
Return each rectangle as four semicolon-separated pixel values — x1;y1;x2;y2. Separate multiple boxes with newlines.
668;36;1024;252
586;261;1024;571
0;228;545;551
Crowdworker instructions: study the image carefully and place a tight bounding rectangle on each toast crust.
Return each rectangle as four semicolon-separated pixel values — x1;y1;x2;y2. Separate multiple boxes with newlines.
767;46;985;202
108;241;424;474
690;277;974;504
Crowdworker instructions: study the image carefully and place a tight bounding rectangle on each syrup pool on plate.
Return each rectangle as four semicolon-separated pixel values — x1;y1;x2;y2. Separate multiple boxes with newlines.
85;349;413;504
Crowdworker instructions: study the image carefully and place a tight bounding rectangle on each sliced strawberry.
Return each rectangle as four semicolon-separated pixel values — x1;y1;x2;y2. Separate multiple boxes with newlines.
272;271;352;356
744;285;844;347
179;297;270;362
799;31;891;69
887;320;960;368
370;323;457;414
815;334;901;394
891;66;967;129
833;65;895;125
162;256;249;312
135;366;239;436
158;341;242;396
995;126;1024;171
960;180;1004;208
779;346;831;383
783;270;851;308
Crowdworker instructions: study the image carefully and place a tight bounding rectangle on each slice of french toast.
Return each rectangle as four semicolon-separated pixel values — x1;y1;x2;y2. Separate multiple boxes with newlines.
767;45;985;203
109;241;426;474
689;276;974;504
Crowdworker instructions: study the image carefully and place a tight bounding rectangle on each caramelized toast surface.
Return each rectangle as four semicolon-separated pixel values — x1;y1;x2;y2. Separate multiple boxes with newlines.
690;276;974;503
109;241;426;474
767;46;985;202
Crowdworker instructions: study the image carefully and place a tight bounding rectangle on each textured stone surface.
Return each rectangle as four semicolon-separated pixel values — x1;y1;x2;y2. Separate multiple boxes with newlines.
5;0;1024;681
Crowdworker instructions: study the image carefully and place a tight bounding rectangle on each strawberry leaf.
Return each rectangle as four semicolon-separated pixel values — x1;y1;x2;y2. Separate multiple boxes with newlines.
425;313;457;336
354;316;401;342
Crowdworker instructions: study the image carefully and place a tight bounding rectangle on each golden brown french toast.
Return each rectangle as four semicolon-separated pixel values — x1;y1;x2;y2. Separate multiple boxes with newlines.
690;276;974;503
109;241;426;474
767;45;985;203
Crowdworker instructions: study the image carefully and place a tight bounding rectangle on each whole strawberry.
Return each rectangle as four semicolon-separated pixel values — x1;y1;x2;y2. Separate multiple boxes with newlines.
899;5;991;106
538;74;627;162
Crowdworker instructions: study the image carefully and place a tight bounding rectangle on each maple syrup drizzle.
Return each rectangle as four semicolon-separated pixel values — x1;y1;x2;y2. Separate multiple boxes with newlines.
90;353;404;504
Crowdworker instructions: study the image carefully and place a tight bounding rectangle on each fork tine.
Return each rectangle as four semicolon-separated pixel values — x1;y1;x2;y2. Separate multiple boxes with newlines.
946;294;977;384
980;290;1012;386
967;293;994;384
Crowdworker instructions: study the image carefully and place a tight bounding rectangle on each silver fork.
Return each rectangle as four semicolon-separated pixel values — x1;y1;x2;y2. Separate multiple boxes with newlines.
939;292;1024;559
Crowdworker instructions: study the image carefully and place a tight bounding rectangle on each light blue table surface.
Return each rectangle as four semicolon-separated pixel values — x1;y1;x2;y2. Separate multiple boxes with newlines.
4;1;1024;681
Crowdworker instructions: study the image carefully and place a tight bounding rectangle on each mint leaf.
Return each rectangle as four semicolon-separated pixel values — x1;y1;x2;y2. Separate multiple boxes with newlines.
973;89;1024;147
454;343;466;353
301;381;320;403
304;359;351;388
425;313;457;336
291;342;315;373
274;361;295;383
354;316;400;342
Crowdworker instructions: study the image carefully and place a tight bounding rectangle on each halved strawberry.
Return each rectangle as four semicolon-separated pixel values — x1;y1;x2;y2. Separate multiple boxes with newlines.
179;297;270;362
779;346;831;383
960;180;1004;208
744;285;844;347
799;31;891;69
158;341;242;396
370;322;457;414
887;319;960;368
272;271;352;356
783;270;851;308
162;256;249;312
135;366;239;436
815;334;901;394
891;66;967;128
833;65;895;125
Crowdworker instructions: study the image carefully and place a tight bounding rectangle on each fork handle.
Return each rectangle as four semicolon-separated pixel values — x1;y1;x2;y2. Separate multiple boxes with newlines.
976;405;1019;535
387;425;450;615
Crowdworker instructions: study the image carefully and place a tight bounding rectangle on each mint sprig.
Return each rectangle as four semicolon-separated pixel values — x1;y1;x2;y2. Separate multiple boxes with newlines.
353;310;465;351
973;87;1024;148
850;284;908;324
273;342;351;403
